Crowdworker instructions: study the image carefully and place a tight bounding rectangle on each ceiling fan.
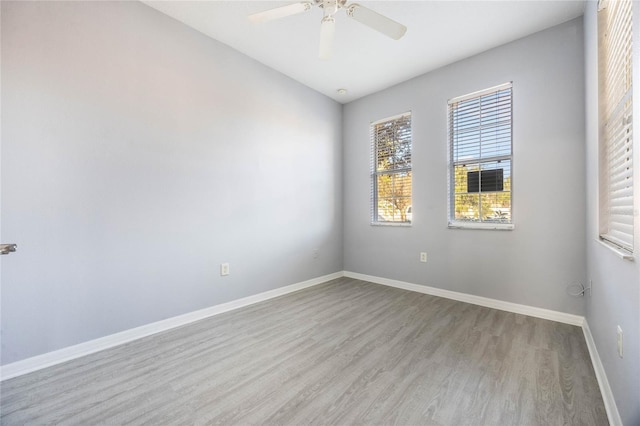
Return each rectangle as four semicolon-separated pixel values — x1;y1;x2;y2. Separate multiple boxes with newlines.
248;0;407;60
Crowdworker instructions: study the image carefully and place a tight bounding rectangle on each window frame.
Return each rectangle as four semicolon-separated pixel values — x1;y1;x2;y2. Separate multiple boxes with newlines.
597;0;635;258
370;112;413;226
447;83;514;230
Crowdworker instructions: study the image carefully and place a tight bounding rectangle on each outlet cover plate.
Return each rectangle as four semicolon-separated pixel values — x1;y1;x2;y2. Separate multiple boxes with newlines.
220;263;230;276
617;325;623;358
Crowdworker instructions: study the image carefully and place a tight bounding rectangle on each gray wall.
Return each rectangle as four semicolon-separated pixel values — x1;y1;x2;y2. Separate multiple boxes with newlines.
3;4;636;422
343;18;587;315
583;3;640;424
1;1;343;365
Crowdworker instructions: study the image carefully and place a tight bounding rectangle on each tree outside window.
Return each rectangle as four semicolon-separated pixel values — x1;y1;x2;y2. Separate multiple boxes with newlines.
372;113;412;224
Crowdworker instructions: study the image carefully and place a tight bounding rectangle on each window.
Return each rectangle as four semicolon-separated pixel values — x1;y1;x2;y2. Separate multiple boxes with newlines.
448;83;513;229
371;112;412;224
598;0;634;255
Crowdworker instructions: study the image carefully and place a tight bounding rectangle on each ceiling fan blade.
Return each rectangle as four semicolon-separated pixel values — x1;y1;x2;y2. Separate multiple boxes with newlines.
318;16;335;60
249;2;313;23
346;3;407;40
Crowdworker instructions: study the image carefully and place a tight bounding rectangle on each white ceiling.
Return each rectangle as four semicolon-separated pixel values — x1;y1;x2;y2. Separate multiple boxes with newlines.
142;0;585;103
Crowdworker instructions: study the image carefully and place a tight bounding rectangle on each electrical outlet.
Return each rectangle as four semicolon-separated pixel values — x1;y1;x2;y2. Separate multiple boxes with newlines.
220;263;230;276
420;252;427;263
617;325;623;358
313;249;319;259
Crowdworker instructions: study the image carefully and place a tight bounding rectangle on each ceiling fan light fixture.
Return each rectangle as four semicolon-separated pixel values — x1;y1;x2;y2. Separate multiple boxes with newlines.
319;0;339;15
248;1;407;60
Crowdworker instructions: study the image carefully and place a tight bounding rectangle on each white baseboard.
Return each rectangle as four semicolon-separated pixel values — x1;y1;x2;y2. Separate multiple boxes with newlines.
582;321;623;426
345;271;621;425
3;270;620;426
344;271;585;326
0;271;343;381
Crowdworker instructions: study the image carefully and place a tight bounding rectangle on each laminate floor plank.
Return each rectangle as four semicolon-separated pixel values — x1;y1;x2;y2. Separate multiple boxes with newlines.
1;278;607;425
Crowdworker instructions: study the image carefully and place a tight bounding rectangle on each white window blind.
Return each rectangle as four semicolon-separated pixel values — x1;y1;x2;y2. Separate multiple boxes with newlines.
448;83;513;227
599;0;634;253
371;112;412;224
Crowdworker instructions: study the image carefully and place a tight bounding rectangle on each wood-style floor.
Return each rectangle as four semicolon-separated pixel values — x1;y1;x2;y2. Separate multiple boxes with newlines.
1;278;607;425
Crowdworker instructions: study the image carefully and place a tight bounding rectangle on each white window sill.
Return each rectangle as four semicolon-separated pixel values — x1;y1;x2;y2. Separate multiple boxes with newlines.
595;238;634;261
371;221;412;227
448;222;514;231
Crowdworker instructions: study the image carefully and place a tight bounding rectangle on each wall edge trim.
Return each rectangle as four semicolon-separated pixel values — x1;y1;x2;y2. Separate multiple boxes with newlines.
0;271;343;381
343;271;585;325
345;271;622;424
582;320;623;426
4;269;619;426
